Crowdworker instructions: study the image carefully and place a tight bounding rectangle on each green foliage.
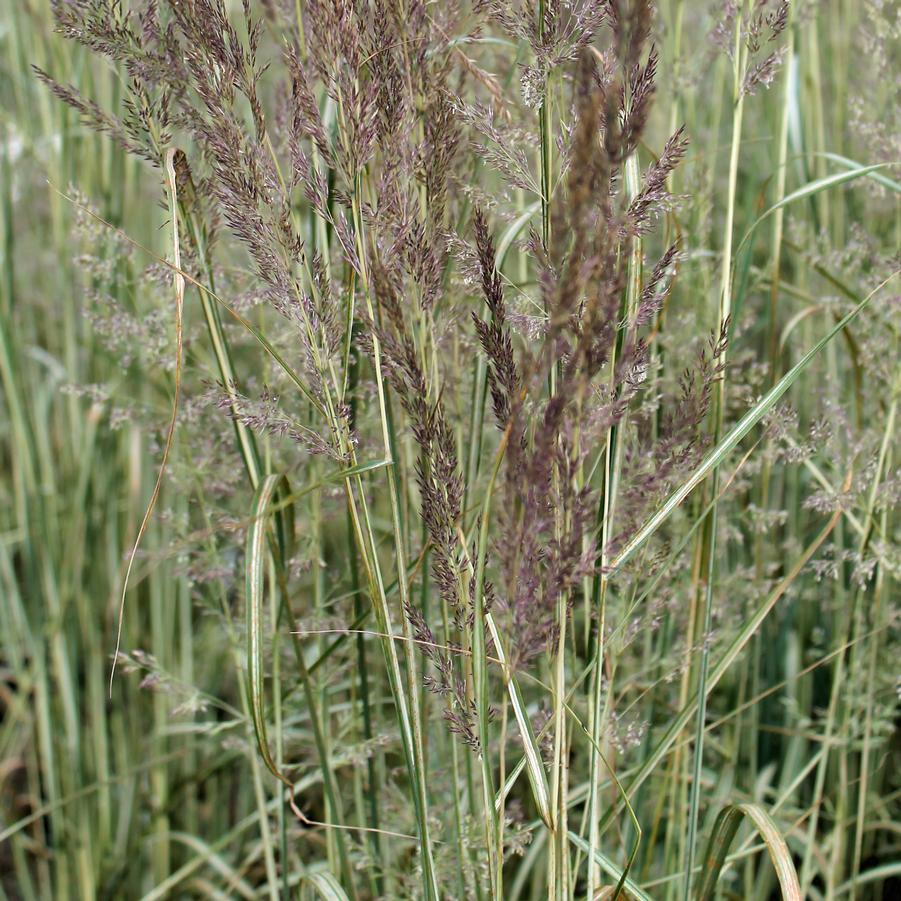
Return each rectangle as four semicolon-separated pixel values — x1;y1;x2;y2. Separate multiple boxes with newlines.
1;2;899;899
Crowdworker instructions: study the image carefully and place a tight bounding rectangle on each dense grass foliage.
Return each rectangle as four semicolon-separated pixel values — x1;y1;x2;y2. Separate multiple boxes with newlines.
1;1;899;898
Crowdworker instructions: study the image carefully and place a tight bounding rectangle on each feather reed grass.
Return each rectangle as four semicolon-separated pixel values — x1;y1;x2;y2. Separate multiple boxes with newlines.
2;1;900;898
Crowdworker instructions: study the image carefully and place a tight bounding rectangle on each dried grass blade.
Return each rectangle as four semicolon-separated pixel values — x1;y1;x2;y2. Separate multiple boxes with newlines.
109;148;185;693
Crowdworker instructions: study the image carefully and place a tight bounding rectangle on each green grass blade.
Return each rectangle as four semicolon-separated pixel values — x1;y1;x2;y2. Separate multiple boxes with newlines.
245;473;358;894
567;832;654;901
306;872;352;901
612;269;898;572
485;612;553;827
816;152;901;194
736;163;889;256
696;803;801;901
245;474;293;788
496;201;541;265
601;499;845;832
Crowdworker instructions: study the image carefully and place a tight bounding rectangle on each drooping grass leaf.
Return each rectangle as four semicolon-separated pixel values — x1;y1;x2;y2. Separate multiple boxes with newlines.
696;803;801;901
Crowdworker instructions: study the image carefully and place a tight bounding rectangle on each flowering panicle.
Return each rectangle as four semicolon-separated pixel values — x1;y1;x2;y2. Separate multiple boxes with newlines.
37;2;894;895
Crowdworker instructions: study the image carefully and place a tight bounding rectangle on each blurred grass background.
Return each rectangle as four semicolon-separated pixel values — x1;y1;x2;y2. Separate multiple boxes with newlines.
0;4;219;897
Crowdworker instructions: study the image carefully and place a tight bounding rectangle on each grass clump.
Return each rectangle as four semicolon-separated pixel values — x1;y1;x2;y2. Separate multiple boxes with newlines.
1;1;900;898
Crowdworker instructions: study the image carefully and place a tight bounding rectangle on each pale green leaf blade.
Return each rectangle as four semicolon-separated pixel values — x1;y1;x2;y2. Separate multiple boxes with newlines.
738;163;888;255
697;803;801;901
567;831;654;901
245;473;293;787
307;871;352;901
612;270;898;572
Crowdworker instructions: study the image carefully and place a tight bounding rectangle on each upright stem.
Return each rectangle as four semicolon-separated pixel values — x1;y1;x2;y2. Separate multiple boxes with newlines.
584;49;646;888
349;174;441;900
537;6;569;897
683;6;748;897
539;1;553;254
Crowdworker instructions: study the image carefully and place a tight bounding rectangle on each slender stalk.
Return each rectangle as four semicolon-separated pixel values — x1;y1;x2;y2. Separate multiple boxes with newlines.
347;169;441;898
684;6;749;895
